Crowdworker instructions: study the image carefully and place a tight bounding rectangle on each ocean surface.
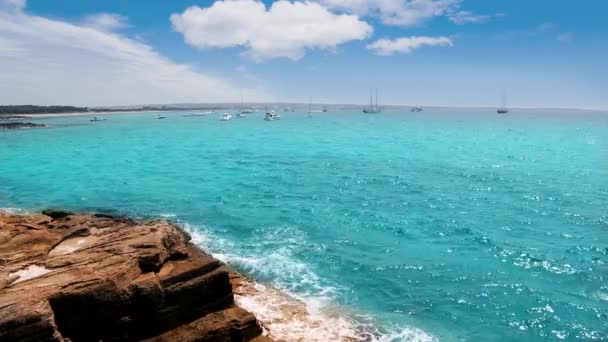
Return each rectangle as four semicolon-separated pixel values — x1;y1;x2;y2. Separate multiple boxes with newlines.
1;109;607;341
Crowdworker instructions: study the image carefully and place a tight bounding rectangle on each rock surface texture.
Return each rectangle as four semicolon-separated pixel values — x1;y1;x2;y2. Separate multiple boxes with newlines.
0;211;264;341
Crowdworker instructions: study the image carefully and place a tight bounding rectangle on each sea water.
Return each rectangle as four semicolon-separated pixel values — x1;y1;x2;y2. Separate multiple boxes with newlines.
1;109;607;341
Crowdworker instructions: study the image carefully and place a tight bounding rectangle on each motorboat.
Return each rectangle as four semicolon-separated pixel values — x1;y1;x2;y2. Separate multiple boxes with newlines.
411;106;423;112
220;113;233;121
264;111;278;121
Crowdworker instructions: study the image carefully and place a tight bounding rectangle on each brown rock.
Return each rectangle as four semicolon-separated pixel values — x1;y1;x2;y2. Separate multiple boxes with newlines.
0;211;264;341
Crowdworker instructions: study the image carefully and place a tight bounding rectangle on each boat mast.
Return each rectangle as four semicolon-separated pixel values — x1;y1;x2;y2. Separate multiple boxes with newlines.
309;96;312;113
375;88;378;109
240;89;244;110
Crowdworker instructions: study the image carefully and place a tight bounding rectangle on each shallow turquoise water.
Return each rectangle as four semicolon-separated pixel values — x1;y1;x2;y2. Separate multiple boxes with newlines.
1;109;607;341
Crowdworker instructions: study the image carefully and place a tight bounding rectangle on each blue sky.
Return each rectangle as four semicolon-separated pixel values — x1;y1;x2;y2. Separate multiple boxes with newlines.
1;0;606;109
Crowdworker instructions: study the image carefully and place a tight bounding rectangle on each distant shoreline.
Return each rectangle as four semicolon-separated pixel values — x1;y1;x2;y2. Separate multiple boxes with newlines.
0;105;605;119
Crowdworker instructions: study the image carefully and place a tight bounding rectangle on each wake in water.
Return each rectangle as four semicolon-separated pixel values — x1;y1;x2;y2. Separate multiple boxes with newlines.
181;221;435;342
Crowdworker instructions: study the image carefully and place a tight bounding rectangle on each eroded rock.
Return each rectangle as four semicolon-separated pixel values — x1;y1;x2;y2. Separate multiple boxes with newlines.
0;211;264;341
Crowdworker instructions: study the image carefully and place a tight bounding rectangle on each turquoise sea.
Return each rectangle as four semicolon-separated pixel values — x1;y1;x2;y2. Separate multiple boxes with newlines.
1;109;607;341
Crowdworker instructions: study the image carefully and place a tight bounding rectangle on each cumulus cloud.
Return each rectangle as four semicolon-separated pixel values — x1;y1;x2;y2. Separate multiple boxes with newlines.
447;10;489;24
170;0;373;61
0;2;270;106
84;13;130;31
367;36;453;55
318;0;462;26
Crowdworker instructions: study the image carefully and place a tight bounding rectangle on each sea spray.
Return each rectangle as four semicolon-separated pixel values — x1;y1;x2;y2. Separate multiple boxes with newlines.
182;221;435;342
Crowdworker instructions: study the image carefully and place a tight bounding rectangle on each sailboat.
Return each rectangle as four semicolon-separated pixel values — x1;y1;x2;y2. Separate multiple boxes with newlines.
239;90;255;116
363;89;381;113
497;90;509;114
307;97;313;118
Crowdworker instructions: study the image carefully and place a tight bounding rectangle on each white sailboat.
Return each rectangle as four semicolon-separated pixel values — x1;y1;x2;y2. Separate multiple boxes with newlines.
363;89;381;113
497;90;509;114
239;90;254;116
307;96;313;118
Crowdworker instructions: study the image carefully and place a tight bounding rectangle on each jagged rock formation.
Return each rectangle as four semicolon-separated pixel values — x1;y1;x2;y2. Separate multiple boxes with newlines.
0;211;264;341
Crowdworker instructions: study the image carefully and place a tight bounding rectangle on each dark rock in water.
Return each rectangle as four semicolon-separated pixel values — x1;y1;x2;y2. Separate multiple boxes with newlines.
0;122;46;129
40;209;74;220
0;211;266;342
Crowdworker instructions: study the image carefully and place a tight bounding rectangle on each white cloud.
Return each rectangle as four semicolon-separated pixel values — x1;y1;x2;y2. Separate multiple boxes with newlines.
0;2;270;106
170;0;373;61
367;36;453;55
557;32;574;43
84;13;130;31
447;10;488;24
318;0;462;26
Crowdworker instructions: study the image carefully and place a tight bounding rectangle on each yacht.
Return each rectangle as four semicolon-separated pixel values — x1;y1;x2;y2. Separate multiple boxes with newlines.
237;112;247;118
497;90;509;114
322;107;328;112
411;106;423;112
307;97;313;118
156;114;166;119
363;89;381;113
219;113;233;121
90;116;106;122
239;90;255;115
264;110;278;121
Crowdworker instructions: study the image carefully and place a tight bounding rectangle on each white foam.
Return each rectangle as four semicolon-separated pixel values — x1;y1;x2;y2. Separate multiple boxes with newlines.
234;278;435;342
182;222;436;342
0;207;28;214
10;264;51;283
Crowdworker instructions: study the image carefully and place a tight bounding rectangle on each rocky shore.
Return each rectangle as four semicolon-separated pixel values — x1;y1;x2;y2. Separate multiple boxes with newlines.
0;122;46;129
0;210;271;342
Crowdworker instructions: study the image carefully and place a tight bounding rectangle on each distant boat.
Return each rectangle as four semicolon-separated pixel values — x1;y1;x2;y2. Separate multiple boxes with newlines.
239;89;255;115
497;90;509;114
237;112;247;118
264;110;278;121
307;97;313;118
219;113;232;121
411;106;423;112
363;89;381;113
322;107;328;112
90;116;106;122
156;114;166;119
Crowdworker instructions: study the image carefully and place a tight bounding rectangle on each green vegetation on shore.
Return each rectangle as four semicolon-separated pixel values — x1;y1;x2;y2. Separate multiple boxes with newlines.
0;105;88;115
